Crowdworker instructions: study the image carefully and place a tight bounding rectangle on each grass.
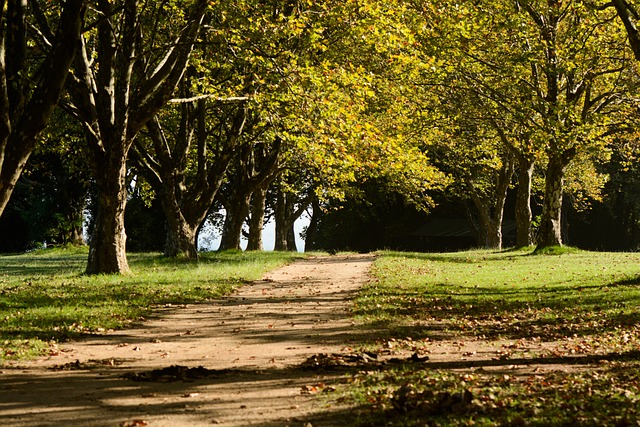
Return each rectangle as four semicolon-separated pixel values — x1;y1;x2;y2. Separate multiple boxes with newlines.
0;246;304;362
336;248;640;426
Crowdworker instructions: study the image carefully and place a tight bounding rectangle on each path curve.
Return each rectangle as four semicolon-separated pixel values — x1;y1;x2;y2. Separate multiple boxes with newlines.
0;254;374;427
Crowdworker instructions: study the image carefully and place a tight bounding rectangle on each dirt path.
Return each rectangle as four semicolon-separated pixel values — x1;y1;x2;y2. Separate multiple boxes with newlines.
0;254;375;427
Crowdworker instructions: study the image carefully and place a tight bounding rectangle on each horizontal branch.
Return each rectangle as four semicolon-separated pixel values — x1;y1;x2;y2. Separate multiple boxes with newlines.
169;94;252;104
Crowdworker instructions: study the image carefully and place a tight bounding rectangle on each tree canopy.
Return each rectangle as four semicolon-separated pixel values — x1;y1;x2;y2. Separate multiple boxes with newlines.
2;0;640;260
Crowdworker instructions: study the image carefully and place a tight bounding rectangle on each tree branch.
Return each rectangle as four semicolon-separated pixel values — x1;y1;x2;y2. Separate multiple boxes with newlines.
169;94;251;104
611;0;640;60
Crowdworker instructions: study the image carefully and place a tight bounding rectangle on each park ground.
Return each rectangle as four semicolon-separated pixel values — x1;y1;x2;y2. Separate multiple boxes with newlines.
1;249;640;426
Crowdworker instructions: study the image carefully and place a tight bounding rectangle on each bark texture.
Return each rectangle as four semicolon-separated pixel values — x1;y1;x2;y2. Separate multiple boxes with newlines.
515;157;535;248
466;154;514;250
274;190;297;252
220;191;252;251
274;184;314;252
246;185;269;251
218;137;281;251
536;155;567;248
86;151;130;274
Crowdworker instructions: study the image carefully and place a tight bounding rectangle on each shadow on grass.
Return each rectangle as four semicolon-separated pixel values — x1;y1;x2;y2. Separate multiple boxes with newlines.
0;256;87;277
0;283;228;343
336;352;640;427
0;250;304;343
357;274;640;341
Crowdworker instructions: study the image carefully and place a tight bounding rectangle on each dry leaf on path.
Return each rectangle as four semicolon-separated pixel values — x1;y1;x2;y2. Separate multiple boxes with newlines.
183;392;200;398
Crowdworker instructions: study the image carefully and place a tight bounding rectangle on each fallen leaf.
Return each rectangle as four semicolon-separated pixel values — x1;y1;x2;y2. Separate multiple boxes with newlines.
120;420;147;427
301;385;319;394
183;392;200;398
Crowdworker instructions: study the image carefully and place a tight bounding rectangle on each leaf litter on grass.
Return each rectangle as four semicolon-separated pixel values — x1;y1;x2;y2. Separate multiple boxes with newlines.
332;250;640;426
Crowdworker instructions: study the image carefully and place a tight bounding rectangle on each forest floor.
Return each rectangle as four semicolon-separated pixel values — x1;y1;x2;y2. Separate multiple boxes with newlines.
0;254;376;427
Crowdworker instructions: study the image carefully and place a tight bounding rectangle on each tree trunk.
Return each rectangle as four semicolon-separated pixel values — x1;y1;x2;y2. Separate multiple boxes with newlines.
274;190;295;251
536;155;567;248
219;192;252;251
515;158;535;248
59;208;86;246
246;185;268;251
164;225;198;259
303;200;320;252
162;195;198;259
69;224;85;246
286;220;297;251
86;152;130;274
134;96;244;259
466;153;514;250
486;218;502;249
470;198;502;249
68;1;208;274
0;146;30;218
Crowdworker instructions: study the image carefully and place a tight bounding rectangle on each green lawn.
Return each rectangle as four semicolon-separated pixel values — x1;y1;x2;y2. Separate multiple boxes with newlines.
0;247;303;361
338;248;640;426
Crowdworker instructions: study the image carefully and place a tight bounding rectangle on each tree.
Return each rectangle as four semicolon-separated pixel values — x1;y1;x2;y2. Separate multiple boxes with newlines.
132;91;248;259
207;0;446;251
64;0;209;274
272;173;315;251
407;1;633;249
219;135;281;251
517;2;632;248
0;0;86;218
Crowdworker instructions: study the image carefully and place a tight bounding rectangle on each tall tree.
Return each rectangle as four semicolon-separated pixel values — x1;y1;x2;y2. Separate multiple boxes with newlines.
0;0;86;218
65;0;208;274
132;93;248;259
408;1;633;249
518;1;631;248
